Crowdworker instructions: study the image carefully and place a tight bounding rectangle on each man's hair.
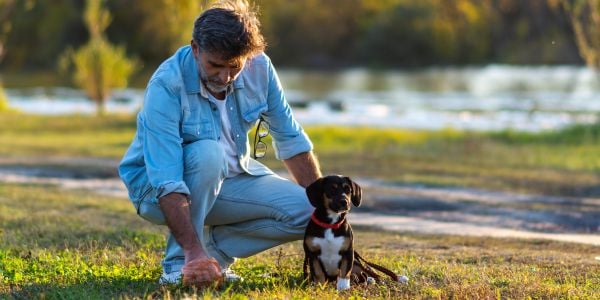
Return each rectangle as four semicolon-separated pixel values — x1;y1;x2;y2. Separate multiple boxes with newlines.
192;0;266;61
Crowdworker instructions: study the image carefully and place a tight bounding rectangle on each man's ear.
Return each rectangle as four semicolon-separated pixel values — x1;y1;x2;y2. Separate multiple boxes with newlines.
305;177;324;208
345;177;362;207
191;40;200;58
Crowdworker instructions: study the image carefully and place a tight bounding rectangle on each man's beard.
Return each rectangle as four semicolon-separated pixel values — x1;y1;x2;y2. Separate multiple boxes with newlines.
198;63;230;94
203;78;229;94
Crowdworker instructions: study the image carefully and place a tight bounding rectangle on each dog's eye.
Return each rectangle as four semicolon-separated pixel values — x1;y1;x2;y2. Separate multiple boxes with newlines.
343;185;351;194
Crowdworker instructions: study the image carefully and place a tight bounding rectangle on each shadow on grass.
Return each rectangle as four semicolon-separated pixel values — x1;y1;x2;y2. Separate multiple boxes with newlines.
3;278;160;300
3;273;309;299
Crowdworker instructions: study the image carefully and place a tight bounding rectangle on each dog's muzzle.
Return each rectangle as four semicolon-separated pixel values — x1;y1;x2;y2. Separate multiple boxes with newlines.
330;198;350;212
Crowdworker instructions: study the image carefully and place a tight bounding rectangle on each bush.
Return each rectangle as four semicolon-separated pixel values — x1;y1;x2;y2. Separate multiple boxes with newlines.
60;38;137;115
0;84;10;112
59;0;137;115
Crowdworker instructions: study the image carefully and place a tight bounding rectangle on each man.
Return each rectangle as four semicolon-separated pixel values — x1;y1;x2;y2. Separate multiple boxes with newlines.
118;0;321;288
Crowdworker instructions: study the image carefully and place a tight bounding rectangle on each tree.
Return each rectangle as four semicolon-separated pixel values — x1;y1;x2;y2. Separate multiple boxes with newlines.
138;0;203;54
59;0;137;115
558;0;600;68
0;0;34;112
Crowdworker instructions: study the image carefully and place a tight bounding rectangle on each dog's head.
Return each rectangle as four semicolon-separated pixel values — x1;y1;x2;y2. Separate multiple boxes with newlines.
306;175;362;213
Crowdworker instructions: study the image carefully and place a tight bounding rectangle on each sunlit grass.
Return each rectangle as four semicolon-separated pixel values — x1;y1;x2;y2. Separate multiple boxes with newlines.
0;112;599;196
0;183;598;299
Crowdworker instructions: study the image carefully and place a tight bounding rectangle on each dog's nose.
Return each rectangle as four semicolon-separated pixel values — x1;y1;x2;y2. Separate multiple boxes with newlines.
332;199;350;211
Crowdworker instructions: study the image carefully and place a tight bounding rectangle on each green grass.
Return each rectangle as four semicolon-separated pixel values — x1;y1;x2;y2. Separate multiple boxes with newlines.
0;183;598;299
2;112;598;196
0;113;599;298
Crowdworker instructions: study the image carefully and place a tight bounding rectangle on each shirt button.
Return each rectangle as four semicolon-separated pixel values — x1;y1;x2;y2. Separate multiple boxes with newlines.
236;134;240;138
230;107;233;111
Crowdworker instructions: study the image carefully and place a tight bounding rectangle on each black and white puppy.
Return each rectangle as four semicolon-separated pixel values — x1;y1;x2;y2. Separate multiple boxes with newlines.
303;175;361;290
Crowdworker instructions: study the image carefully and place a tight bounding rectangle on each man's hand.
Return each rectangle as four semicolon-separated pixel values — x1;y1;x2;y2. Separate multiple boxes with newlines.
158;193;221;288
182;256;223;288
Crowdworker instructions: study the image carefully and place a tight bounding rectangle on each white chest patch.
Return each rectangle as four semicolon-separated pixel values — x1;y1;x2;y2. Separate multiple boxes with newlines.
311;229;344;276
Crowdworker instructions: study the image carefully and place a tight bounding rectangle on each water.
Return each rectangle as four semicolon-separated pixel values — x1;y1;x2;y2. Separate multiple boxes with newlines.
5;65;600;132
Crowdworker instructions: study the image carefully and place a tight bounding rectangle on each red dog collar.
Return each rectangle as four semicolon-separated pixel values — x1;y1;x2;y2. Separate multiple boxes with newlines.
311;212;344;230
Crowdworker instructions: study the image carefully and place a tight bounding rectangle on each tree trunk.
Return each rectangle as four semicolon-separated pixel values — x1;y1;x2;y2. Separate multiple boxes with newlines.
96;97;105;116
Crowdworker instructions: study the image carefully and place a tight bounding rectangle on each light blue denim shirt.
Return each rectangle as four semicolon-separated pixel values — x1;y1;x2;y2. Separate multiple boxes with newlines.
118;45;312;201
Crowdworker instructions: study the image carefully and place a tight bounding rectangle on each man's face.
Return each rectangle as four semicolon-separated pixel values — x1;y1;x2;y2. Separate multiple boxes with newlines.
192;41;246;95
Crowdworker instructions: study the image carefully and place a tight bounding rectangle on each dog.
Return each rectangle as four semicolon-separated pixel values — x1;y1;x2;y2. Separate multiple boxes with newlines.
303;175;362;291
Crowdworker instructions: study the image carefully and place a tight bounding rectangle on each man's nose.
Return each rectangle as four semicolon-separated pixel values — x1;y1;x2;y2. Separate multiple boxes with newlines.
219;70;231;83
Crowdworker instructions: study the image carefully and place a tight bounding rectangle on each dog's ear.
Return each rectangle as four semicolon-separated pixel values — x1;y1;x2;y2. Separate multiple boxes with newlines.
345;177;362;207
306;177;325;208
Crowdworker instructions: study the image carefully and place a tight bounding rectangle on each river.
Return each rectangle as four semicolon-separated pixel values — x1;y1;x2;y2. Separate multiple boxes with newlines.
5;65;600;132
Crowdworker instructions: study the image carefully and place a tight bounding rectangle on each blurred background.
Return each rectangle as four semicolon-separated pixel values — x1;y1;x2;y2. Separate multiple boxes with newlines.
0;0;598;132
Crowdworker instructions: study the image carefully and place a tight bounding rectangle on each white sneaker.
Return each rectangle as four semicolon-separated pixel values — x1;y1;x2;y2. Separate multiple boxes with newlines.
158;270;182;285
158;268;243;285
223;268;244;283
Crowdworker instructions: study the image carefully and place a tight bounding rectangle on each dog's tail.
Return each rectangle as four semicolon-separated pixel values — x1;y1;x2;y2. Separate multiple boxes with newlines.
352;251;402;283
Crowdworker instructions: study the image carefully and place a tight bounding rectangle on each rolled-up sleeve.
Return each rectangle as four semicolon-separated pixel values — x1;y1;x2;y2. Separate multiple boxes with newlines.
263;59;313;160
141;79;190;198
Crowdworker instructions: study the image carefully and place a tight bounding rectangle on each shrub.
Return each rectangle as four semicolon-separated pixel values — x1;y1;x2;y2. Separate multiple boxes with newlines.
59;0;137;115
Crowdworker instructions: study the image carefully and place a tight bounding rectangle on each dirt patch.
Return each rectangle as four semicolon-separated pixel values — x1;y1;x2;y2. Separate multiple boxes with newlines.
1;163;599;246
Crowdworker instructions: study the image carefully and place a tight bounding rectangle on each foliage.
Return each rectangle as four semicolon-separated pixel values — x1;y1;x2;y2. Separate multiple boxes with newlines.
0;183;598;298
0;0;35;62
559;0;600;68
59;0;137;116
0;0;35;111
0;84;8;112
0;0;585;70
137;0;202;53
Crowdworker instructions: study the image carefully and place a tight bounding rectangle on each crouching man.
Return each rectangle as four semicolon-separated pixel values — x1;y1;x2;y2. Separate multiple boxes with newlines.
118;0;321;288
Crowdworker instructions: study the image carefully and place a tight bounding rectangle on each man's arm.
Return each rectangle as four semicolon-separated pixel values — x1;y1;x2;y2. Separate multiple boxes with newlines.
158;192;222;284
283;151;322;188
158;193;207;262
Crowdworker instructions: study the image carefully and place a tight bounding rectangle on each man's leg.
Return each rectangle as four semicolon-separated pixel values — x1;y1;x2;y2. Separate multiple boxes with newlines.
202;172;313;266
161;139;229;275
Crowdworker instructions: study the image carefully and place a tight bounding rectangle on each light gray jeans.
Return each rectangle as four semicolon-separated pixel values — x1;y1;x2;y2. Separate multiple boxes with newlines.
134;140;312;275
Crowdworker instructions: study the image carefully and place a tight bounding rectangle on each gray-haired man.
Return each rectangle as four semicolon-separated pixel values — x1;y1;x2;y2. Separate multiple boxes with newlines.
118;0;321;288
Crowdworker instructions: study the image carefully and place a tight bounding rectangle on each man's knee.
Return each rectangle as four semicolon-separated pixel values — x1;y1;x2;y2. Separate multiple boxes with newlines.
183;139;227;181
288;192;313;229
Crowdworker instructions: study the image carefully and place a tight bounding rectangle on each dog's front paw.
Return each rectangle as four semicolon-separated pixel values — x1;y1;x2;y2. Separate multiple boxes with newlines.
336;277;350;290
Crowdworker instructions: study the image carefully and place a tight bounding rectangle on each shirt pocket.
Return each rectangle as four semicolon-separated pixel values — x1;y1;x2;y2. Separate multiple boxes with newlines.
181;120;214;143
239;94;268;128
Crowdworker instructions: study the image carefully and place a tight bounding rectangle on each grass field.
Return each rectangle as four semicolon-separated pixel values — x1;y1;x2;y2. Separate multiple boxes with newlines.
1;183;598;299
0;112;599;298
